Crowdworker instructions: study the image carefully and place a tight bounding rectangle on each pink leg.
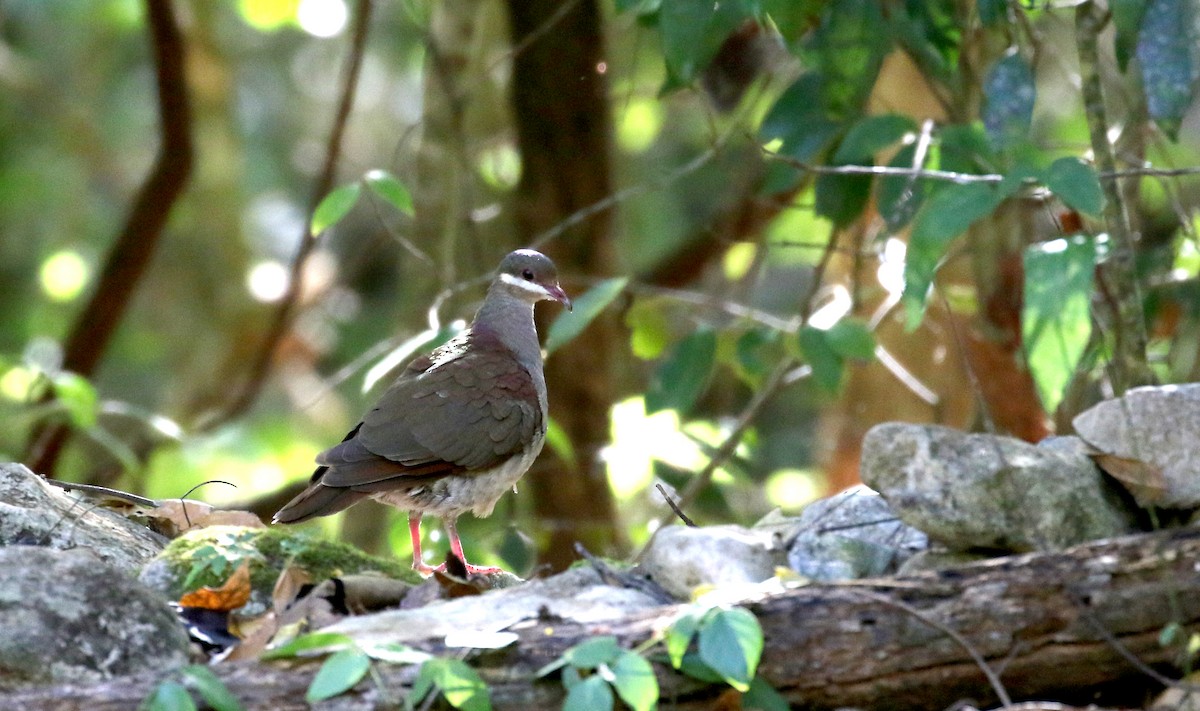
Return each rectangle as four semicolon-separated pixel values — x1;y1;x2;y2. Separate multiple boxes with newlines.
409;512;436;575
444;517;503;576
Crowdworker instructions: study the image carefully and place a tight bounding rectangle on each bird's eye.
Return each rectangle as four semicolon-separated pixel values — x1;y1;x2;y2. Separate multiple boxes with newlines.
522;269;534;281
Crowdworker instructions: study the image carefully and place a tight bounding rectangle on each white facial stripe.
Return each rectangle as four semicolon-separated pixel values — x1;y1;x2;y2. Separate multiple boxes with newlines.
499;271;552;297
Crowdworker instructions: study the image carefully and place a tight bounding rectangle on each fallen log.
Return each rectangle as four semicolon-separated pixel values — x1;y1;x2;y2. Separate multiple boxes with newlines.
6;526;1200;710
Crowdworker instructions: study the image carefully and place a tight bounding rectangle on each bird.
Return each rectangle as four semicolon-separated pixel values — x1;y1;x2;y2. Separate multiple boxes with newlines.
273;249;571;576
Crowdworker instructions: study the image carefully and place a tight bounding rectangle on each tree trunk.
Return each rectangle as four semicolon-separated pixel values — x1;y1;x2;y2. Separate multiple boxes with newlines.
504;0;623;569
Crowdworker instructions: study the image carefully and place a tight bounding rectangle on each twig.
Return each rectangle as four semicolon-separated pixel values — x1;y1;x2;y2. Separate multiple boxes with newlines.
42;480;158;508
846;588;1014;708
195;0;374;432
654;484;696;527
26;0;194;475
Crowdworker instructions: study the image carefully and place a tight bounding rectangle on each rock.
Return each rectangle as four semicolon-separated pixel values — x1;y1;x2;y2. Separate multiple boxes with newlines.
896;547;991;575
778;485;928;581
325;566;666;649
0;462;167;573
1073;383;1200;508
639;524;783;599
861;423;1137;553
0;546;189;690
139;526;417;615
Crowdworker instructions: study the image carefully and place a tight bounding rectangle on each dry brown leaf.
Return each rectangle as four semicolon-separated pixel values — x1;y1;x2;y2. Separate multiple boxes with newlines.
179;561;252;611
272;565;313;613
1092;453;1167;506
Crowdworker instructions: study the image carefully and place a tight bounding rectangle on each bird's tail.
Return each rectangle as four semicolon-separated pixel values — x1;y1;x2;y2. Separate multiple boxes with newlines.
272;478;366;524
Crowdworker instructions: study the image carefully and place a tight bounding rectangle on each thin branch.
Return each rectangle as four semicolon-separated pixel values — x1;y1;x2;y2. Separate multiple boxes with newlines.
194;0;374;432
654;483;696;527
26;0;193;475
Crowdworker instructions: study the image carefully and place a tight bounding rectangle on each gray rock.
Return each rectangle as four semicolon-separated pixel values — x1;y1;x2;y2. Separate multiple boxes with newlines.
0;463;167;573
781;485;928;581
325;566;665;649
861;423;1137;553
1073;383;1200;508
0;546;189;690
639;524;783;599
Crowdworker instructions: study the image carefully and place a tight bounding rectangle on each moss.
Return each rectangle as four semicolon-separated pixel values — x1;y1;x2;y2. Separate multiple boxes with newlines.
152;525;420;600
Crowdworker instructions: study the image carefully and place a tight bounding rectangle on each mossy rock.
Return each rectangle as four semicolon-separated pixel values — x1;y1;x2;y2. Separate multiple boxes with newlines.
137;525;420;613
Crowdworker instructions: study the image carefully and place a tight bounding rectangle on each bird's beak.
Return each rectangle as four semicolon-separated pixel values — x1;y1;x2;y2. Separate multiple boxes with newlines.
548;283;572;311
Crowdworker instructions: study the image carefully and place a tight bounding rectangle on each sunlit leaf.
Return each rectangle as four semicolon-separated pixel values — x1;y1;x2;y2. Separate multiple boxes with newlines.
563;674;614;711
364;169;414;216
180;665;243;711
545;277;628;355
797;327;843;392
1136;0;1198;139
1042;157;1105;217
666;609;702;668
645;328;717;415
1023;235;1096;413
982;50;1035;150
565;636;622;669
417;658;491;711
543;416;577;470
145;680;197;711
697;607;764;692
611;651;658;711
626;297;672;360
305;648;370;703
833;114;916;162
310;183;361;235
361;642;432;665
52;371;98;429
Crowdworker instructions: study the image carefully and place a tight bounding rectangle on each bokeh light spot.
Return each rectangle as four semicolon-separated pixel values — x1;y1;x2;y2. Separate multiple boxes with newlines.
247;260;291;302
40;250;90;302
298;0;348;37
764;468;823;511
617;99;663;154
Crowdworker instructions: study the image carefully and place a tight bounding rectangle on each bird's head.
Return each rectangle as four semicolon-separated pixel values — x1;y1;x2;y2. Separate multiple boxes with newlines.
496;249;572;311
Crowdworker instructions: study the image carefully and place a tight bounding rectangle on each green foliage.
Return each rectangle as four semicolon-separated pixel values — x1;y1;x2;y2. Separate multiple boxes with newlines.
660;605;775;700
833;114;917;163
545;277;629;355
364;169;415;216
1111;0;1147;70
645;327;717;415
412;658;491;711
51;371;98;429
142;665;243;711
982;51;1035;151
143;680;196;711
311;183;362;235
1136;0;1198;139
1042;157;1105;217
656;0;754;88
306;648;371;703
538;636;658;711
1023;236;1097;413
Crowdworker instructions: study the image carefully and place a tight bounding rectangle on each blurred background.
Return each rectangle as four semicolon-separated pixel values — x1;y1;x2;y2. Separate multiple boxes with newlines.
1;0;1198;574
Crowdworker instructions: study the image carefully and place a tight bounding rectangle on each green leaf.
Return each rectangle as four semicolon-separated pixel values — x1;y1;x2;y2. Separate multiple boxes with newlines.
814;166;873;227
877;143;926;232
1023;235;1096;414
1136;0;1198;139
824;318;876;361
543;416;577;470
306;648;371;703
496;525;536;575
982;50;1035;150
1042;157;1105;217
902;181;1005;327
626;297;672;360
52;371;98;429
833;114;917;162
180;666;242;711
144;681;197;711
545;277;628;355
697;607;764;692
364;169;414;216
761;72;841;165
807;0;887;116
797;327;843;393
658;0;753;86
1112;0;1147;71
645;328;717;415
743;676;790;711
676;652;726;683
261;632;353;660
611;651;658;711
666;609;702;668
563;675;614;711
436;659;492;711
565;636;622;669
310;182;361;235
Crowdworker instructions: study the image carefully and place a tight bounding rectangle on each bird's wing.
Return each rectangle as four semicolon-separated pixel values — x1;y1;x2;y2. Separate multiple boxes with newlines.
316;332;542;489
